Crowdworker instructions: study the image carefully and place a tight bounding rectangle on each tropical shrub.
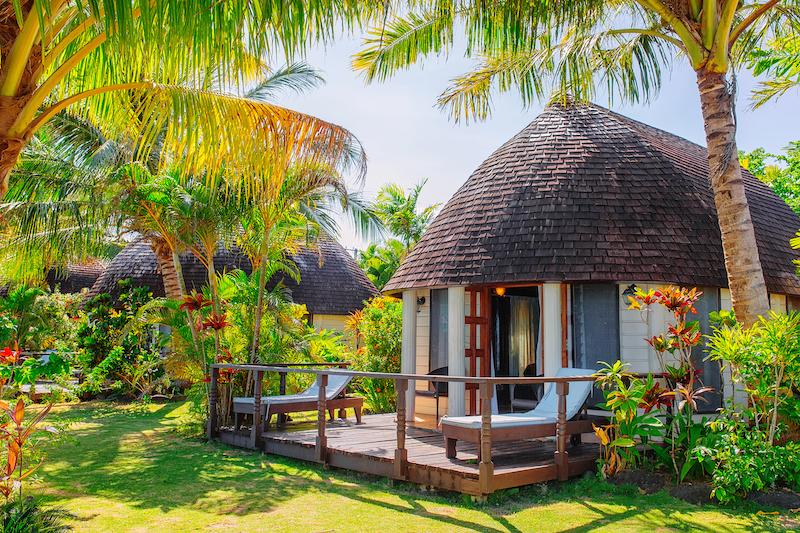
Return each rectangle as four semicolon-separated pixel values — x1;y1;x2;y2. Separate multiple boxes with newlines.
348;297;402;413
593;362;668;477
707;311;800;444
708;416;800;503
77;280;167;399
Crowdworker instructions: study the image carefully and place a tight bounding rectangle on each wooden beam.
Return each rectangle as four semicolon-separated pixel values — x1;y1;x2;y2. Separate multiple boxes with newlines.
250;370;264;449
478;382;494;495
394;378;408;479
554;382;569;481
561;284;569;368
207;367;219;440
315;374;328;463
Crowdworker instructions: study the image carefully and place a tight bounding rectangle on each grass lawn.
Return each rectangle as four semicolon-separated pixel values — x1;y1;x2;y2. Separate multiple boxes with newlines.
28;401;799;532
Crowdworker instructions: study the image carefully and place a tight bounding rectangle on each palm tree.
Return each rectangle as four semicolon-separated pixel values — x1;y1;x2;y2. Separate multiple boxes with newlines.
748;32;800;107
374;179;439;252
353;1;797;327
0;0;371;200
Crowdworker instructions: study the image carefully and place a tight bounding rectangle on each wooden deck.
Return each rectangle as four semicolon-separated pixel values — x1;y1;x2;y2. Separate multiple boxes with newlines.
218;413;599;496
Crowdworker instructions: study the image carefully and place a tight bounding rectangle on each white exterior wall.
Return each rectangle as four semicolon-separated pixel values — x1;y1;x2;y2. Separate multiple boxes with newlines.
770;293;787;314
542;283;563;376
401;291;417;419
619;283;674;375
447;287;466;417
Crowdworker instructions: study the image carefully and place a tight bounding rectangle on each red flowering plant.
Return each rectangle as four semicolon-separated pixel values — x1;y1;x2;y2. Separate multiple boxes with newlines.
626;286;718;480
627;286;703;382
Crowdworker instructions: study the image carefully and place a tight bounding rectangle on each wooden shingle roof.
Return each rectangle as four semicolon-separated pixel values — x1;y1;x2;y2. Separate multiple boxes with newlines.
87;240;252;304
267;240;380;316
384;103;800;295
88;239;379;314
46;259;108;293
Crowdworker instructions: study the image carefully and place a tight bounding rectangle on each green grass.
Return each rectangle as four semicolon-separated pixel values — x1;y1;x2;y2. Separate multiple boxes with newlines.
27;402;799;532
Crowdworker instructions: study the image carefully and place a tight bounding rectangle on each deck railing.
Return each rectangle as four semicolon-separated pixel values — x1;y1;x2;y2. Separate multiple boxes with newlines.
208;364;597;493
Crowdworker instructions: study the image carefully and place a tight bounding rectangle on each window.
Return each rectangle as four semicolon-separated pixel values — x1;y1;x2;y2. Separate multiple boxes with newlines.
429;289;448;373
691;287;722;412
572;284;620;406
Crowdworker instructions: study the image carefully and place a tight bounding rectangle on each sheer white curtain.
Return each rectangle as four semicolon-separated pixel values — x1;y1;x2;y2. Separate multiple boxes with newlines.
509;296;540;376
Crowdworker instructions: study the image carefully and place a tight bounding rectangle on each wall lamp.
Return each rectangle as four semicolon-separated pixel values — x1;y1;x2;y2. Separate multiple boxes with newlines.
416;296;426;313
495;287;506;297
621;284;638;304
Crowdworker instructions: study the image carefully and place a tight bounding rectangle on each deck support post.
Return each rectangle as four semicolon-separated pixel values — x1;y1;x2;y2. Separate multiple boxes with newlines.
394;379;408;479
478;382;494;495
554;381;569;481
278;371;288;427
250;370;263;449
315;373;328;463
207;366;219;440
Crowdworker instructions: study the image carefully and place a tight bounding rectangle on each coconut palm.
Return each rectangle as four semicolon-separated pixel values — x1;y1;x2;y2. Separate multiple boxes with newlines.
353;0;800;327
374;179;439;252
748;32;800;107
0;0;374;201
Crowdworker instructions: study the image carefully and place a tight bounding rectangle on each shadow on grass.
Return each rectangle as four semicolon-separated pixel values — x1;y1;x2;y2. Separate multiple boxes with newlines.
37;402;789;533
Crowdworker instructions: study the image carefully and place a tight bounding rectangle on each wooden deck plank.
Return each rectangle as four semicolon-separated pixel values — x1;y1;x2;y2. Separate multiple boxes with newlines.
229;413;599;495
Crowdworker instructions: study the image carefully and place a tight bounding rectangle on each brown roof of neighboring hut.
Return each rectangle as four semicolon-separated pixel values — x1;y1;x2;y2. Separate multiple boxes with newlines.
88;239;379;314
46;259;108;293
384;103;800;295
266;240;380;316
87;240;252;304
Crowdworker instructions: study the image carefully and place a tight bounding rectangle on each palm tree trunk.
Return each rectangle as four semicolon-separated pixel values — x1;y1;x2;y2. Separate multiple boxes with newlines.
154;248;183;301
207;249;222;360
250;227;270;364
696;68;770;328
173;250;204;358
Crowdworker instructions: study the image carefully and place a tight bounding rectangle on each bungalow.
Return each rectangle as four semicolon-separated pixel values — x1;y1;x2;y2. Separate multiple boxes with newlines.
383;103;800;424
88;239;379;335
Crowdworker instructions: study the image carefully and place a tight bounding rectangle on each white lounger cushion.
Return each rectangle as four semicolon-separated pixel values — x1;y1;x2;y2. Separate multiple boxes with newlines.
233;374;352;406
441;367;595;430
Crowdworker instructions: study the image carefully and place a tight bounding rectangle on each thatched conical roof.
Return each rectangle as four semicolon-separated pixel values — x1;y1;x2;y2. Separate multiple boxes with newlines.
87;240;251;304
384;103;800;294
87;238;379;314
46;259;108;293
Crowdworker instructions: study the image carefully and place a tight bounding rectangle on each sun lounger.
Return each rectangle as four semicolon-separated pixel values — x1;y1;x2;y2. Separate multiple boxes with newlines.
441;367;597;460
233;374;363;431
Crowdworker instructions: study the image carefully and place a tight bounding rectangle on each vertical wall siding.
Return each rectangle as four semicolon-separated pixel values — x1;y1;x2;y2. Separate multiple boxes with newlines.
415;289;431;388
770;293;787;314
618;283;671;375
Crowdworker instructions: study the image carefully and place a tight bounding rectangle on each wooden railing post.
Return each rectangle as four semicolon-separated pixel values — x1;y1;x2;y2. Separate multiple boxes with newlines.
394;378;408;479
278;371;288;427
315;373;328;463
555;381;569;481
207;366;219;440
250;370;264;449
479;381;494;495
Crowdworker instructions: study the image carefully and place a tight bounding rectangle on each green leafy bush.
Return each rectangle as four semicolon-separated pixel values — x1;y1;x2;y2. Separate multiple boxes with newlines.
77;280;167;399
348;297;402;413
707;311;800;444
709;421;800;502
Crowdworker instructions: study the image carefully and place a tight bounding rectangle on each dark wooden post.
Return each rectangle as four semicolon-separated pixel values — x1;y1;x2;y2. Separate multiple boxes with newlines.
394;379;408;479
278;370;288;427
207;366;219;440
479;381;494;495
315;373;328;463
554;381;569;481
250;370;264;449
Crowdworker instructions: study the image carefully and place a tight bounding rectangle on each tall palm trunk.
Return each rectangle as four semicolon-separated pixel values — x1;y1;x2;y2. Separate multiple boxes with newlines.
154;247;184;300
207;249;222;360
250;227;270;364
696;68;770;328
172;250;204;359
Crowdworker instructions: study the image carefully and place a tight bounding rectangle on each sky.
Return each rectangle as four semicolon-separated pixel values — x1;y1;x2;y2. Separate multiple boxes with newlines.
280;36;800;250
